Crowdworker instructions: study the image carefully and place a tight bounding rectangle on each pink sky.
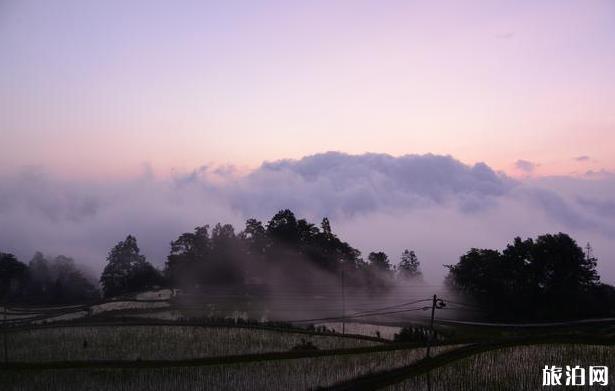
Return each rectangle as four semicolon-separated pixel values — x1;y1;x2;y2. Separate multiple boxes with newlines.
1;0;614;179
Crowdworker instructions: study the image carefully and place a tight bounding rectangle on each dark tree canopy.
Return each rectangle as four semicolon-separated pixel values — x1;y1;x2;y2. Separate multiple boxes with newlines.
0;253;28;301
1;252;99;304
209;223;243;284
165;210;392;293
166;225;212;286
100;235;162;298
165;224;243;287
240;218;268;258
266;209;299;245
368;252;392;272
398;249;422;281
27;253;98;304
446;233;608;320
4;210;614;320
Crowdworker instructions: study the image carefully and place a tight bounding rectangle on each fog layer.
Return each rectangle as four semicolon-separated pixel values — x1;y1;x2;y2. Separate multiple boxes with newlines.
1;152;614;282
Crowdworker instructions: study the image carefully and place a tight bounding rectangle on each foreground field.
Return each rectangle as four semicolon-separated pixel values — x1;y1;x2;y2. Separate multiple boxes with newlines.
5;343;613;390
1;345;461;391
4;300;615;390
7;324;381;362
386;344;615;391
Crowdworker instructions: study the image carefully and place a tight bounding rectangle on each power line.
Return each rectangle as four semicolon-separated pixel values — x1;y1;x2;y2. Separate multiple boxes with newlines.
289;306;431;324
439;299;482;309
7;294;494;329
347;298;433;317
439;307;483;313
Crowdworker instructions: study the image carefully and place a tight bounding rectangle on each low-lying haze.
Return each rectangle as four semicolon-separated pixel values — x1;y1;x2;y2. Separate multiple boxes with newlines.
1;152;614;283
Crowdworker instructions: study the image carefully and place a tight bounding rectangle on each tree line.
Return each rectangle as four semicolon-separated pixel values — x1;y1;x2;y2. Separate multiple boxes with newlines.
0;252;98;305
162;210;422;295
2;209;614;320
446;233;615;320
1;209;422;304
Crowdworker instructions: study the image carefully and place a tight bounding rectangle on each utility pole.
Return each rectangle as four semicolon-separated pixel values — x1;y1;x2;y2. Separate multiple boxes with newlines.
341;266;346;335
425;294;445;358
3;301;7;365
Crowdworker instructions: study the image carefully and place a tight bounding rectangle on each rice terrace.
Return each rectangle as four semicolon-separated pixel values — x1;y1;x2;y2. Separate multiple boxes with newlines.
3;267;615;390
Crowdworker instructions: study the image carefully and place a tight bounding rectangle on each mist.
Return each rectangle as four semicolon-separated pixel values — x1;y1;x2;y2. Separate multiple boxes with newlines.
1;152;614;284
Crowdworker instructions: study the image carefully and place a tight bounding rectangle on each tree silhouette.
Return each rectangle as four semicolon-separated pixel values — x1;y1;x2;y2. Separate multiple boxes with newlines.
266;209;299;245
26;252;51;301
0;253;28;301
446;233;608;320
398;249;422;281
1;252;98;304
42;254;98;304
368;252;391;272
100;235;162;297
209;223;243;284
365;251;394;294
166;226;211;287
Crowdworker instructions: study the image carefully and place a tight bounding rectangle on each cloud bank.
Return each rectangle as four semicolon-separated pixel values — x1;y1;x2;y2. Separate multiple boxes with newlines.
1;152;614;283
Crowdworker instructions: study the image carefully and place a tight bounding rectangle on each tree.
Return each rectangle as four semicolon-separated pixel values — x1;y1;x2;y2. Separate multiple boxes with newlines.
266;209;299;245
163;210;368;293
166;226;211;287
48;255;99;304
0;253;28;301
23;252;100;304
239;219;268;283
365;251;394;293
26;252;51;301
446;233;605;320
101;235;161;297
398;249;422;281
128;259;164;293
240;219;268;257
368;252;392;272
263;210;303;280
209;223;243;284
321;217;332;237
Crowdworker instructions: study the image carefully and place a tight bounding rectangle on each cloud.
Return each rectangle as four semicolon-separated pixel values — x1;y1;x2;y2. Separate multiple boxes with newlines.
575;155;591;162
0;166;242;273
514;159;538;173
521;187;598;232
577;198;615;219
226;152;514;219
584;169;614;178
1;152;615;283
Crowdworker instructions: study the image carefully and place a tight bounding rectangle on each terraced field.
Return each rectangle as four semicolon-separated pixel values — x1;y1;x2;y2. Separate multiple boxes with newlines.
1;346;462;391
7;324;381;362
386;344;615;391
3;297;615;390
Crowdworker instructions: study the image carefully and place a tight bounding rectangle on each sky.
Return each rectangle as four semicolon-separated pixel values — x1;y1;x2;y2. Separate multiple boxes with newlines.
1;1;615;282
1;0;615;178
